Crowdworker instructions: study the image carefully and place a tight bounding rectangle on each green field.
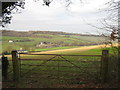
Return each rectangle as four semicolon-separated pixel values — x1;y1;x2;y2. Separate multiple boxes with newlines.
1;30;110;53
6;46;118;60
6;52;101;88
34;46;81;51
2;34;107;53
2;30;118;88
3;46;118;88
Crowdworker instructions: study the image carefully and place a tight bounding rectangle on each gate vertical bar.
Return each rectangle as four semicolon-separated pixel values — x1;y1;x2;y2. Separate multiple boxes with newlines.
58;55;60;84
18;53;21;76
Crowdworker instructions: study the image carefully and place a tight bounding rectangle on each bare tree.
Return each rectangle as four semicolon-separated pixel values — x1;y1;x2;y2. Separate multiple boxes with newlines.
0;0;25;27
99;0;120;86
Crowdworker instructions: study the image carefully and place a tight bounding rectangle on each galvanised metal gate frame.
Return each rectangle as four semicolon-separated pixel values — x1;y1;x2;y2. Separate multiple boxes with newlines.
18;53;102;85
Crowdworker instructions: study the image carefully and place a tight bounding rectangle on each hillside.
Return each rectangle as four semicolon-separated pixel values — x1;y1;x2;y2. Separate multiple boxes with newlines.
1;30;109;53
1;30;102;37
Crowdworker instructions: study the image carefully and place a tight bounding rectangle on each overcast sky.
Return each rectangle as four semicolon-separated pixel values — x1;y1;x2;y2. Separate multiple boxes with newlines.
1;0;115;34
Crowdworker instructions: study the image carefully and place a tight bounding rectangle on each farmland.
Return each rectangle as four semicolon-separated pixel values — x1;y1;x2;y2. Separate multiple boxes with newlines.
1;30;109;53
1;30;118;88
5;48;101;88
3;46;118;88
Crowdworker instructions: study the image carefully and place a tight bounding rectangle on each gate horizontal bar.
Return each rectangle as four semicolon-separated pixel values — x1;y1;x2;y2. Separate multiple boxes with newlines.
21;64;80;68
19;59;66;61
21;64;100;68
20;53;102;57
24;76;81;80
19;59;101;62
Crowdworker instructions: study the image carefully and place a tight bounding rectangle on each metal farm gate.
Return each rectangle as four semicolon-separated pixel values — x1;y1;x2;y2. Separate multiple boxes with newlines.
17;53;102;88
4;50;110;88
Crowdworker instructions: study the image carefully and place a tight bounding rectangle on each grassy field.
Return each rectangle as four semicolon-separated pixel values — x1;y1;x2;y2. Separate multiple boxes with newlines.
2;34;107;53
5;45;118;60
2;30;118;88
3;46;118;88
6;56;101;88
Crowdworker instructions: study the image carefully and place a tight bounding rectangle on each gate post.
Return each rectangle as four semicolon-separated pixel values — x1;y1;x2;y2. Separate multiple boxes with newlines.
12;51;20;82
101;50;109;83
2;55;9;80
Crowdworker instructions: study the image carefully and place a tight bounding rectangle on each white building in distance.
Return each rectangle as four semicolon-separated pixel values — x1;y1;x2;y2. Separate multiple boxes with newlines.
8;40;14;43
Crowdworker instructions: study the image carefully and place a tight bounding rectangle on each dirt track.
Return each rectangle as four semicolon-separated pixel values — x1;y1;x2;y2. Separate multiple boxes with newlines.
32;44;115;54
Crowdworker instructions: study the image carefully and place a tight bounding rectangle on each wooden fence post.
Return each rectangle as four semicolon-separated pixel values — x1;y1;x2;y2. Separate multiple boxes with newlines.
101;50;109;83
12;51;20;82
2;56;9;80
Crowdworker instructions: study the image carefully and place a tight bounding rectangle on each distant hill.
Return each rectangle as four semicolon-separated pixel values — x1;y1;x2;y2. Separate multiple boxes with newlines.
1;30;109;53
1;30;102;37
